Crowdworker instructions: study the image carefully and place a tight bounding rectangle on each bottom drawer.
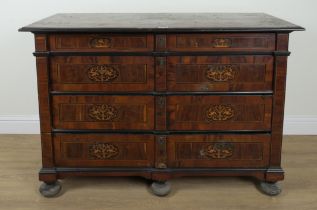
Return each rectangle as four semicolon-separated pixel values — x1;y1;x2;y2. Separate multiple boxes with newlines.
167;134;270;168
54;134;154;167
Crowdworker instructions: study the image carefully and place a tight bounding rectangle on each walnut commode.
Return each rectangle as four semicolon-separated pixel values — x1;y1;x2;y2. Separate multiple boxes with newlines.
19;13;304;197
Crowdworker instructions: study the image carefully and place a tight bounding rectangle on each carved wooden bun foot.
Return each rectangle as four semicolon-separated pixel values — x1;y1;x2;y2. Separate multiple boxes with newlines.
258;181;281;196
150;181;171;196
39;181;62;197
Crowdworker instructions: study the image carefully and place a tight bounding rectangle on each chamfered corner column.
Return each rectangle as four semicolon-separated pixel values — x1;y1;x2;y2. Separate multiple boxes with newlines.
268;33;289;179
259;33;290;196
35;34;61;197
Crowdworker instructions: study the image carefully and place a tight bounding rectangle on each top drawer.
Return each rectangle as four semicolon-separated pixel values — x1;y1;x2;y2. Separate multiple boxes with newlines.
49;34;154;52
166;33;275;51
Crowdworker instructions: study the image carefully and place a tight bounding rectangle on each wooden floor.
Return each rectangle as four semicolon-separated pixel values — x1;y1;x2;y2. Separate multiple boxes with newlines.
0;135;316;210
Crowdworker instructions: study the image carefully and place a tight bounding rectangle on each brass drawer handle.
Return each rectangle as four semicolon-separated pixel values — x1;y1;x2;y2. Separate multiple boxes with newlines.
87;65;119;82
206;104;234;121
88;143;119;159
200;142;234;159
88;104;118;121
90;37;112;48
212;38;231;48
206;64;236;82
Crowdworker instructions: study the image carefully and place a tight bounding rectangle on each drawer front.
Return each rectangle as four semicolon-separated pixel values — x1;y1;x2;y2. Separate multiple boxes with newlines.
167;33;275;51
52;95;154;130
167;134;270;168
49;34;154;51
51;56;154;92
167;56;273;91
54;134;154;167
167;95;272;131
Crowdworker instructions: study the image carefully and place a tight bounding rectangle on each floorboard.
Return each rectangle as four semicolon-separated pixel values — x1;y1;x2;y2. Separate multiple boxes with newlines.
0;135;316;210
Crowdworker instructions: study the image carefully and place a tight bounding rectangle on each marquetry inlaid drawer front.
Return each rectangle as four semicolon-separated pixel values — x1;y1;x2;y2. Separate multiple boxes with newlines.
166;33;275;51
52;95;154;130
167;95;272;131
49;34;154;51
167;134;270;168
54;134;154;167
50;56;154;92
167;55;273;91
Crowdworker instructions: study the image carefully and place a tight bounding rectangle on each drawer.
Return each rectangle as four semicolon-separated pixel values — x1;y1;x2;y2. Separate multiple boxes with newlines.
167;56;273;91
52;95;154;130
167;95;272;131
49;34;154;51
167;134;270;168
54;134;154;167
50;56;154;92
166;33;275;51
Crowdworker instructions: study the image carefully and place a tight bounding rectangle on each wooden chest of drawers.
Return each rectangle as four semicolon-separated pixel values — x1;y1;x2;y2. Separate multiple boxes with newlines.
19;13;304;197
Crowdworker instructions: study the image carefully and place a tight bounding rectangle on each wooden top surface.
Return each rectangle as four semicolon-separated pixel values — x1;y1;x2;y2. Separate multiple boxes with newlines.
19;13;304;33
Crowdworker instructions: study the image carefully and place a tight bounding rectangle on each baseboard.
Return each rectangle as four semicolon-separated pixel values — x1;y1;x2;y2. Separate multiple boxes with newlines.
0;115;316;135
0;115;40;134
283;115;317;135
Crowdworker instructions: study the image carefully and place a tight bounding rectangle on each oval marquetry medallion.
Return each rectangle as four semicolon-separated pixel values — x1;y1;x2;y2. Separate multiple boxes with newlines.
206;104;234;121
88;104;118;121
205;64;236;82
87;65;119;82
212;38;232;48
202;143;234;159
88;143;119;159
89;37;112;48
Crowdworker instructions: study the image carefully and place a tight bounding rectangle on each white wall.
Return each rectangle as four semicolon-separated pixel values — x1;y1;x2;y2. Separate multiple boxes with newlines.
0;0;316;134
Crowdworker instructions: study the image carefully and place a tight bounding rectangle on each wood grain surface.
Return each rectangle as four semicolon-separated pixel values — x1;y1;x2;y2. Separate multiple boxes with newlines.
49;34;154;52
19;13;304;32
167;134;270;168
166;33;275;51
50;56;154;92
52;95;154;130
167;95;272;131
54;134;154;167
166;55;273;92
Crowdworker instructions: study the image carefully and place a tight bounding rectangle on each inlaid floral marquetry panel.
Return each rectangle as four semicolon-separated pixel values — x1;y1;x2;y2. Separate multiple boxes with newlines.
88;143;119;160
201;143;234;159
212;38;232;48
89;37;112;48
206;104;234;121
87;65;119;82
205;64;236;82
88;104;118;121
